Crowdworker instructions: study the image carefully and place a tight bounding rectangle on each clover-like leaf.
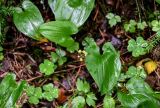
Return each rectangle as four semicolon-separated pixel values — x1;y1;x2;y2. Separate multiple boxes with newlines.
39;59;56;75
26;86;43;104
42;83;59;101
126;66;147;79
127;37;148;57
124;20;137;33
48;0;95;27
151;20;160;32
137;21;147;30
13;0;44;40
84;37;121;94
106;13;121;27
106;13;114;19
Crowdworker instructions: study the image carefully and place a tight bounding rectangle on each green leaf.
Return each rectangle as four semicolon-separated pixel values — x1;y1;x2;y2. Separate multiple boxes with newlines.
103;95;115;108
118;92;160;108
26;86;35;96
39;21;79;52
106;13;114;19
39;59;56;75
127;37;148;57
13;0;44;40
138;100;159;108
86;92;97;107
0;73;26;108
67;0;83;7
71;96;85;108
156;0;160;4
137;21;147;30
29;96;39;104
126;77;153;94
126;66;147;79
84;37;121;94
109;18;117;27
5;80;26;108
76;79;90;93
48;0;95;27
115;15;121;22
42;83;59;101
34;87;43;99
130;20;137;26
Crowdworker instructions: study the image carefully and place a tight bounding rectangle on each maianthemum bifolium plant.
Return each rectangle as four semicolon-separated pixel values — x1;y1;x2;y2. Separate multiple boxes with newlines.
83;37;160;108
13;0;95;52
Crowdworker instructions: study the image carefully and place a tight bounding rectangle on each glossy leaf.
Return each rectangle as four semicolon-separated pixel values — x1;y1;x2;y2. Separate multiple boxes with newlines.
118;92;160;108
0;73;26;108
13;0;44;40
39;21;79;52
84;37;121;94
48;0;95;27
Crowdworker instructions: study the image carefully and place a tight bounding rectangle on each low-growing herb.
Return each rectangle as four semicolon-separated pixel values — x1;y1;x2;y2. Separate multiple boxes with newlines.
106;13;121;27
26;83;59;104
39;59;56;76
151;20;160;32
124;20;137;33
127;36;148;57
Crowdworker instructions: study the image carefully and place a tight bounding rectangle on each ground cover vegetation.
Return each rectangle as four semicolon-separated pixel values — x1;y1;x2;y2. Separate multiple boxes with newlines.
1;0;160;108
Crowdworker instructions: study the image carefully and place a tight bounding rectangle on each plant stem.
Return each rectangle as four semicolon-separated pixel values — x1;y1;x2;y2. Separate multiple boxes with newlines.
135;0;141;22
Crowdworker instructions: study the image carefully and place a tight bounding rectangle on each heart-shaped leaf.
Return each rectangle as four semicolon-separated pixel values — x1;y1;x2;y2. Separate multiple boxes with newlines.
13;0;44;40
83;37;121;94
48;0;95;27
39;21;79;52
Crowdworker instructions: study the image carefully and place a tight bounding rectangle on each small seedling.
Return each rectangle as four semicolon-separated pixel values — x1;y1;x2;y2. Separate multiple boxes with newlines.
71;79;97;108
26;83;59;104
119;66;146;82
42;83;59;101
127;36;148;57
39;59;57;75
106;13;121;27
124;20;137;33
26;86;42;104
51;49;67;65
137;21;147;30
151;20;160;32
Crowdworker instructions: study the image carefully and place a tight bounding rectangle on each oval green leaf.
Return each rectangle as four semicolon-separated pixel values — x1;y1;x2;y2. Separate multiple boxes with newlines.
13;0;44;40
48;0;95;27
39;21;79;52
